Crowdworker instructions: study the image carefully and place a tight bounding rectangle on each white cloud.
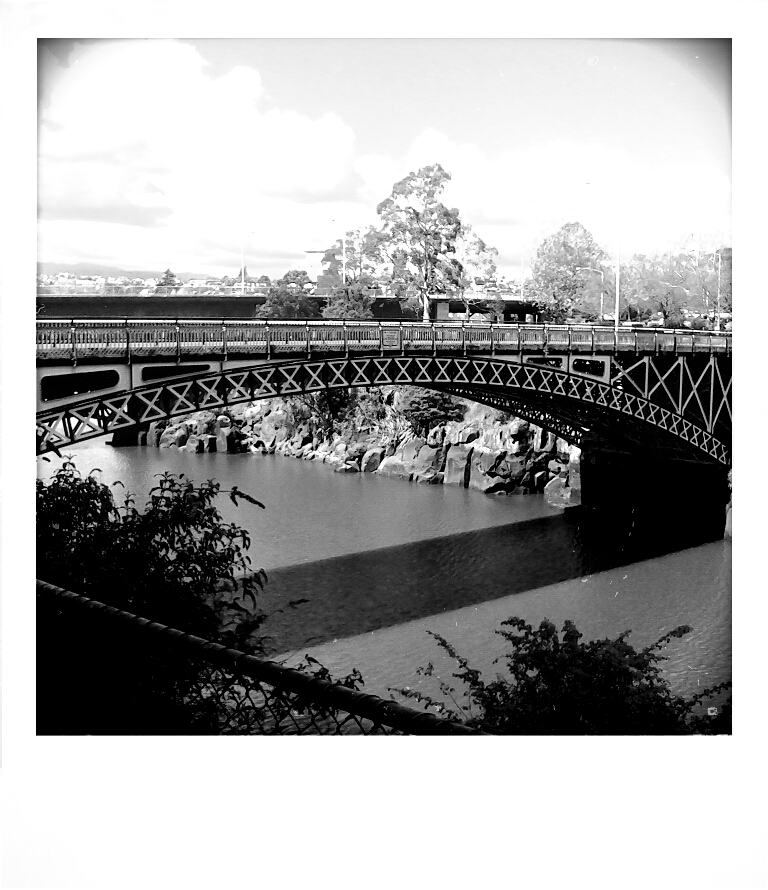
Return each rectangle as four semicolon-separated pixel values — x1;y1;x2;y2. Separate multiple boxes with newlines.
39;42;731;279
39;40;365;276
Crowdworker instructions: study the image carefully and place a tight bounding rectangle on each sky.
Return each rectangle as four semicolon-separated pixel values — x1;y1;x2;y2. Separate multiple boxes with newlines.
37;38;732;280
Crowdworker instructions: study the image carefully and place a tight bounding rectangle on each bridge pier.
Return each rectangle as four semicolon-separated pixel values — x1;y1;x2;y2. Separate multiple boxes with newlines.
578;440;730;540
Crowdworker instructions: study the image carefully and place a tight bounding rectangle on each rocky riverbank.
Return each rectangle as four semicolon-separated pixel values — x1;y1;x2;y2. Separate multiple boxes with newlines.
136;392;582;507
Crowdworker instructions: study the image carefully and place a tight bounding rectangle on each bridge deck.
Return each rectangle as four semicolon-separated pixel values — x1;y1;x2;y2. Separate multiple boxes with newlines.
37;319;732;363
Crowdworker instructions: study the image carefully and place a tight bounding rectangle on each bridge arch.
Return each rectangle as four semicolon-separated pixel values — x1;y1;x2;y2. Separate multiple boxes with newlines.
36;353;730;466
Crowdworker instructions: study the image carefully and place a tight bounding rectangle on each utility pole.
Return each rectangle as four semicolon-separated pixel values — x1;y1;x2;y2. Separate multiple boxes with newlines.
341;231;347;292
240;230;245;296
716;250;722;332
614;238;620;332
577;267;605;322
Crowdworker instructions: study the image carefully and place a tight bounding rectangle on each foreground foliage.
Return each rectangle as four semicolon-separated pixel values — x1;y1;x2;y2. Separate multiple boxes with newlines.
392;618;731;735
37;460;268;647
36;460;366;734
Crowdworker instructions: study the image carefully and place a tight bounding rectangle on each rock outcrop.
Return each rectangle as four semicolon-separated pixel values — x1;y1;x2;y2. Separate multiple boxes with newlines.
139;395;583;501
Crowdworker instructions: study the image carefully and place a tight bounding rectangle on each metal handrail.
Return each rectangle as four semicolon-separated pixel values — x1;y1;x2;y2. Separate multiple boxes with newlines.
36;580;482;736
37;319;732;363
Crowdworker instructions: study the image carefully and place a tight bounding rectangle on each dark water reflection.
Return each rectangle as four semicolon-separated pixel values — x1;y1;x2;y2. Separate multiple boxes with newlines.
260;505;725;657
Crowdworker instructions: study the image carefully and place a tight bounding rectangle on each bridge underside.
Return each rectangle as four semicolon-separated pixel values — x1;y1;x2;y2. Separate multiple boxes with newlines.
437;384;717;465
36;354;731;466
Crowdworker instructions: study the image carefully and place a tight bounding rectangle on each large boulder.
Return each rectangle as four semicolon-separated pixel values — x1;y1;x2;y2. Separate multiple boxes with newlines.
182;435;204;454
361;447;385;473
426;426;446;447
544;473;574;508
455;426;481;445
493;454;527;487
468;448;509;493
147;422;163;447
443;444;474;487
376;452;414;480
533;427;557;454
158;425;184;448
186;410;215;436
411;445;442;483
508;418;530;438
347;441;370;462
400;437;427;464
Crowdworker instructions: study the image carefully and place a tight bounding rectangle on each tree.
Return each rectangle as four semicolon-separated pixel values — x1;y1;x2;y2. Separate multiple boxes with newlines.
257;270;321;319
393;617;731;735
623;253;696;326
322;284;375;320
156;268;181;294
529;223;608;323
320;227;380;319
292;390;355;438
375;164;463;321
398;387;466;437
452;224;499;319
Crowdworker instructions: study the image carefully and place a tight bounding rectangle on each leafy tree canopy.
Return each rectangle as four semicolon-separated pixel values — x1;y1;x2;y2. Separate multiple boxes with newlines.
399;387;466;436
530;223;608;322
156;268;182;292
375;163;463;321
452;224;499;317
322;283;375;320
257;270;320;319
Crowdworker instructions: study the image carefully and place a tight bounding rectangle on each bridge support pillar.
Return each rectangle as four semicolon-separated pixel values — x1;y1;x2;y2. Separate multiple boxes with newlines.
578;441;730;539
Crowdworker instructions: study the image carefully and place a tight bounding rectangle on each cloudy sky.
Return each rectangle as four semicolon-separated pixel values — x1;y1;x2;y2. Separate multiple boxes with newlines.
38;38;731;280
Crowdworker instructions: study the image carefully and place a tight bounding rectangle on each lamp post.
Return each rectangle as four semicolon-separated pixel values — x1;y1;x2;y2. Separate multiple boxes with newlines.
576;266;605;322
240;230;245;296
614;237;621;332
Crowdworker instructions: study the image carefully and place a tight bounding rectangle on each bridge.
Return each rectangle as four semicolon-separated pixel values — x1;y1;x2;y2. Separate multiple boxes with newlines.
37;320;732;482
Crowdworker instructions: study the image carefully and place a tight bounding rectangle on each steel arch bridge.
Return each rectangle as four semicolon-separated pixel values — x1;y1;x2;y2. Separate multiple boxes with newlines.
36;319;732;466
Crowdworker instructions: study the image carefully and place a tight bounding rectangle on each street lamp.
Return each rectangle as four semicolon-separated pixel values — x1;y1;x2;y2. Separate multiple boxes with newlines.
576;266;605;322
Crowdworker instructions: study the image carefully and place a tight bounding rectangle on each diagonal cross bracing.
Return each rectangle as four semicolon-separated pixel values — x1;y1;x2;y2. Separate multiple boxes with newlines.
35;353;730;464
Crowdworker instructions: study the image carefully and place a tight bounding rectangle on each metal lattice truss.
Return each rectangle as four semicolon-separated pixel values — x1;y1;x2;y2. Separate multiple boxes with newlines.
37;354;731;464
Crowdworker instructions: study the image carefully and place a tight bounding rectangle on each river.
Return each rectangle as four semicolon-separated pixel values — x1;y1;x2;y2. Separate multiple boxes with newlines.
37;440;732;709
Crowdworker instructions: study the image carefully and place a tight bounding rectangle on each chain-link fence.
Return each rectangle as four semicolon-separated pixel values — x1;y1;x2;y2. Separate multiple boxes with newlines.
36;580;482;736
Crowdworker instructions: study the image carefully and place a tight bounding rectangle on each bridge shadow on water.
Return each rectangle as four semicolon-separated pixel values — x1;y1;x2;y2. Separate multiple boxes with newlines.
257;502;725;657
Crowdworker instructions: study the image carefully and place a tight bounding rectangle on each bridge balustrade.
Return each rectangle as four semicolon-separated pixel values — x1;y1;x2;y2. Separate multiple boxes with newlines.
76;322;129;360
402;323;434;348
266;323;307;352
36;319;732;362
220;321;267;354
520;326;547;350
126;321;179;358
178;321;226;356
489;326;519;351
616;330;637;351
435;325;464;349
37;320;77;360
345;323;381;350
657;333;676;352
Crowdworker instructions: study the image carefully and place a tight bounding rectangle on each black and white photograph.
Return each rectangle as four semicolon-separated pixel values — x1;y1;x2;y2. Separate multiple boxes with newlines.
34;35;734;737
2;8;767;888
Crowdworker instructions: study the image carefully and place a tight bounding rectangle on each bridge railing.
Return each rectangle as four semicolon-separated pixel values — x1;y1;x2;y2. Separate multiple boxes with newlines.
37;319;732;363
37;580;481;736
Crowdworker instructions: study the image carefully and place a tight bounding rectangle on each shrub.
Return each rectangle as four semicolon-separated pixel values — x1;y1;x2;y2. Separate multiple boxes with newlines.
37;460;267;645
392;617;731;735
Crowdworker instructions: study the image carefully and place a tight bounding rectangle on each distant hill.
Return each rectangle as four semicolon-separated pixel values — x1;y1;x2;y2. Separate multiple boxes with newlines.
37;262;212;280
